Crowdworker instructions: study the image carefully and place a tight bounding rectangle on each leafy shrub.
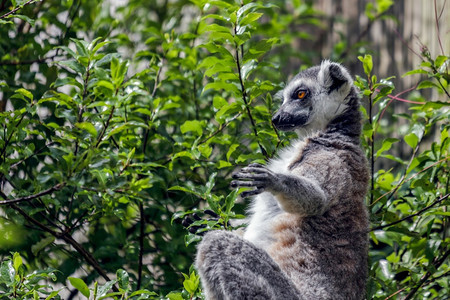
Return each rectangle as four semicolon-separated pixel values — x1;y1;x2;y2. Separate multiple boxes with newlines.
0;0;448;299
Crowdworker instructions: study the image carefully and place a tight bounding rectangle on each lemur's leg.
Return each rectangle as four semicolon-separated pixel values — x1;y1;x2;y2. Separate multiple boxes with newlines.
231;163;327;215
196;231;301;300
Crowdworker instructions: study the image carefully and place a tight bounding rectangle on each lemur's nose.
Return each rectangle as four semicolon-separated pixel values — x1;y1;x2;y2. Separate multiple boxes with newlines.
271;111;281;125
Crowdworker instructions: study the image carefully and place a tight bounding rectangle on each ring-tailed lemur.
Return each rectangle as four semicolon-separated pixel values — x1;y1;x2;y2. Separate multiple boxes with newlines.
195;61;369;300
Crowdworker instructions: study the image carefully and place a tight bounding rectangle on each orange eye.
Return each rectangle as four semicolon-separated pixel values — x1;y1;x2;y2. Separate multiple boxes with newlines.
297;90;306;99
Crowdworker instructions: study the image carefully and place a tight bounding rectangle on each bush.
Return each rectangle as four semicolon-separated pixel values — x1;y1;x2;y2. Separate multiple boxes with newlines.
0;0;448;299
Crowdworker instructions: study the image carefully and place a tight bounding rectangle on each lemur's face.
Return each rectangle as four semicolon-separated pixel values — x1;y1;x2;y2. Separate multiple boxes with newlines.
272;61;353;132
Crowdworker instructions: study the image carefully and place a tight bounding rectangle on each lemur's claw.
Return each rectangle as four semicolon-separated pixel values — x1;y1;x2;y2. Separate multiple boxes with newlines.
241;187;265;198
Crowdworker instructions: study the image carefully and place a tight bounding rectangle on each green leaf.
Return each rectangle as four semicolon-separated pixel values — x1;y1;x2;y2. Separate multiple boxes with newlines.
45;290;61;300
69;277;90;298
166;292;184;300
12;252;22;273
58;60;86;74
181;120;203;136
76;122;98;136
203;81;241;96
226;144;239;161
417;80;439;90
236;3;261;22
358;54;373;76
225;189;238;214
239;12;263;26
0;261;14;284
11;14;35;26
404;132;419;149
31;236;55;255
205;172;217;194
375;138;398;158
116;269;129;290
402;69;428;77
14;88;33;100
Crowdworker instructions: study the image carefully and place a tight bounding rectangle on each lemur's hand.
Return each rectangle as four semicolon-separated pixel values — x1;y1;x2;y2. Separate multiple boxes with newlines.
230;163;278;197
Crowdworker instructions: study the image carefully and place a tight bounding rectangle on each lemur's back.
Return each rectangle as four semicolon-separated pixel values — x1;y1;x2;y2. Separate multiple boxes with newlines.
196;61;369;300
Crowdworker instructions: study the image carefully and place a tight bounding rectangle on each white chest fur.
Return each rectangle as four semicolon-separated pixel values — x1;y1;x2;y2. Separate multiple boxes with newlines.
243;139;308;250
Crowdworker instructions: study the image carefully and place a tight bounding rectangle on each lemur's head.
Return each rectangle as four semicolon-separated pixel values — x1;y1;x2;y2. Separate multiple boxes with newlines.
272;60;357;136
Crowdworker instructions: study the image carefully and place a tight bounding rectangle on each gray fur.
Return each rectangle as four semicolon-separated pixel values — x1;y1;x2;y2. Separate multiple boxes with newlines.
196;61;369;300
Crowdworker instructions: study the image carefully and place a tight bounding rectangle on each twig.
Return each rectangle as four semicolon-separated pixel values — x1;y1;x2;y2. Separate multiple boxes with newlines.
10;141;55;169
142;64;162;154
198;113;242;145
0;0;37;20
95;106;115;148
371;193;449;231
137;202;145;290
0;183;65;205
434;0;445;56
384;287;406;300
0;112;26;163
233;26;267;158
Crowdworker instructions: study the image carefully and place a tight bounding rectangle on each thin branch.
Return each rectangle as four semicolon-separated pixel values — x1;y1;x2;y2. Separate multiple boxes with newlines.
0;0;37;20
371;193;449;231
0;54;59;66
198;113;242;145
142;63;162;154
434;0;445;56
0;112;27;163
384;287;406;300
0;183;65;205
137;202;145;290
95;106;115;148
233;27;267;158
10;141;55;169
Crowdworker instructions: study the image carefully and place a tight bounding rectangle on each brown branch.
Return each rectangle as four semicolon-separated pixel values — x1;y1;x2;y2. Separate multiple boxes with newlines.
95;106;115;148
0;55;59;66
10;141;55;169
233;27;267;158
0;182;65;205
0;0;37;20
371;193;449;231
137;202;145;289
198;113;242;145
0;112;26;163
142;64;162;154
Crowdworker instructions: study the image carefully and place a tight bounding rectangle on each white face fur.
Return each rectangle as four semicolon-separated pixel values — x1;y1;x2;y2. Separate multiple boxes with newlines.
274;60;354;137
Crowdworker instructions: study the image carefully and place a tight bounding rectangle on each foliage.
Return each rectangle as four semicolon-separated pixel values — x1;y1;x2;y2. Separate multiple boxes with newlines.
0;0;448;299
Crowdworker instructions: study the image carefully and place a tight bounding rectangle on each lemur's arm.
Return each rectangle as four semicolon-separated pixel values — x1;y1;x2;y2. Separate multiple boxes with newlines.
231;163;328;215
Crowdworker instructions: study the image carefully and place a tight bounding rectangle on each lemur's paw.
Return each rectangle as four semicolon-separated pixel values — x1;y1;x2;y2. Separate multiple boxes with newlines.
231;163;276;197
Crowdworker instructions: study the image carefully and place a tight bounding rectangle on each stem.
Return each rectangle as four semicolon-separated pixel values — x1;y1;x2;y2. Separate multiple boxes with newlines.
142;64;162;154
95;106;115;148
0;0;37;20
368;80;375;205
198;113;241;145
371;193;449;231
137;202;145;289
233;27;267;158
0;182;65;205
0;112;26;163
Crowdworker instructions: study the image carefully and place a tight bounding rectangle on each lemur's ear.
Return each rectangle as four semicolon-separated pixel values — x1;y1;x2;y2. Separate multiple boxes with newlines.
318;60;352;97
